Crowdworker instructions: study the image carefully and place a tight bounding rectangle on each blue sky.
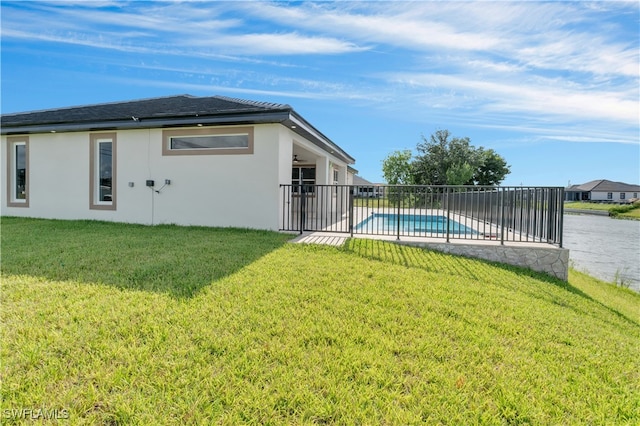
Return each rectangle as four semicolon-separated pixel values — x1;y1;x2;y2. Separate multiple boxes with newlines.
1;1;638;186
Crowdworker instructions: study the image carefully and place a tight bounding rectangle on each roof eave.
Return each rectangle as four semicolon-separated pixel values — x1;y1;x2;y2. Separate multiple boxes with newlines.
0;111;292;135
1;109;356;165
285;112;355;165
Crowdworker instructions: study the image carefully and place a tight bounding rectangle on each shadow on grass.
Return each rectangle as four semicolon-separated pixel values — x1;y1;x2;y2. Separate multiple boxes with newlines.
1;217;293;298
341;238;639;327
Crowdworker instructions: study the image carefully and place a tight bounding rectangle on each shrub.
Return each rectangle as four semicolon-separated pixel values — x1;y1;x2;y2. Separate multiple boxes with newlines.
609;201;640;217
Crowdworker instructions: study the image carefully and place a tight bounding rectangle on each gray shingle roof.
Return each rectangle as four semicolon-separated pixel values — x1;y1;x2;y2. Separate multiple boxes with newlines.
0;94;355;164
1;94;291;127
353;175;374;185
566;179;640;192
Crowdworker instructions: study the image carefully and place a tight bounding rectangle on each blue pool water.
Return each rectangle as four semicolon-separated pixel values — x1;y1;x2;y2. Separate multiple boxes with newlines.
355;213;477;234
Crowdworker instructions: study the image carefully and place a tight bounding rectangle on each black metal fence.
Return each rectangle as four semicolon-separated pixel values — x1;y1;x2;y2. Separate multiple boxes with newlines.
279;185;564;247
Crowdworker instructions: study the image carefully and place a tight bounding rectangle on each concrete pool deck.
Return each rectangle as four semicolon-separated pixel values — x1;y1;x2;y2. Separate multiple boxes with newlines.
291;231;569;281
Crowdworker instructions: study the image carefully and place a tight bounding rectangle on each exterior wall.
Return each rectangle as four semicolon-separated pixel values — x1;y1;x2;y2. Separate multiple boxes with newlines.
315;156;329;185
591;191;638;202
346;171;354;186
396;240;570;281
277;126;294;229
1;124;288;230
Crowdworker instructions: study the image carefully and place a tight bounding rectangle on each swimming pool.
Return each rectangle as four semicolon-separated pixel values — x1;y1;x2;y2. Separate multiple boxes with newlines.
355;213;477;235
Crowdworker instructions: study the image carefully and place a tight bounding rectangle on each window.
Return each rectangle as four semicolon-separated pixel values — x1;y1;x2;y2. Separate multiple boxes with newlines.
90;133;116;210
607;192;613;200
620;193;625;200
634;193;638;199
333;169;339;185
163;127;253;156
6;136;29;207
292;166;316;193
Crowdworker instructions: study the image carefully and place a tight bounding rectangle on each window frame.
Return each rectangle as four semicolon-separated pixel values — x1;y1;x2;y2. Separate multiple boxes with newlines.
162;126;254;156
292;165;316;194
89;132;117;211
6;136;29;207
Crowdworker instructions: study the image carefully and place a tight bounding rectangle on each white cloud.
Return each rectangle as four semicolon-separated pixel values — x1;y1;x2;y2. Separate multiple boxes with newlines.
0;2;366;56
244;1;505;52
388;71;638;125
1;0;636;150
192;33;367;55
106;75;381;103
242;1;638;78
546;135;637;145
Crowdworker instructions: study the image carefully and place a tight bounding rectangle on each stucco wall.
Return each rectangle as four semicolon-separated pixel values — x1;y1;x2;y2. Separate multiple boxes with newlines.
591;191;638;202
1;124;299;230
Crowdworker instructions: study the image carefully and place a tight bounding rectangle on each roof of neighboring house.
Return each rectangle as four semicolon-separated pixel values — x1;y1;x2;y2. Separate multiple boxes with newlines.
353;175;374;185
0;94;355;164
566;179;640;192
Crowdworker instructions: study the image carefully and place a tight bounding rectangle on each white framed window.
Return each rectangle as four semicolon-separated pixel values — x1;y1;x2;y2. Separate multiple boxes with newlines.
162;126;253;156
333;169;339;185
6;136;29;207
607;192;613;200
90;133;117;210
620;193;625;200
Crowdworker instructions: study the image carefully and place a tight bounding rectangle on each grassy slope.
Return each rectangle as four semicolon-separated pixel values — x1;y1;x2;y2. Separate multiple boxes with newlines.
565;201;640;219
619;208;640;219
2;218;639;425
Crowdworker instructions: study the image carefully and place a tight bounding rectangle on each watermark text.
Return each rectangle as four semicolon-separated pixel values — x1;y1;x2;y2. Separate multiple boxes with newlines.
2;407;69;420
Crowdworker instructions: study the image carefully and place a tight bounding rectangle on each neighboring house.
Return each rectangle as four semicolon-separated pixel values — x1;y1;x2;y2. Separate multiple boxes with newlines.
565;179;640;203
1;95;356;230
353;175;384;198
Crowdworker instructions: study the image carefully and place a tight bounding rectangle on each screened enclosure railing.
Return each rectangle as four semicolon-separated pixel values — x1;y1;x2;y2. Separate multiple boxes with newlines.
279;185;564;247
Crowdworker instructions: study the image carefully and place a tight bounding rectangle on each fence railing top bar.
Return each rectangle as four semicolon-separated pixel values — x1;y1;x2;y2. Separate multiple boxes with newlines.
280;184;564;190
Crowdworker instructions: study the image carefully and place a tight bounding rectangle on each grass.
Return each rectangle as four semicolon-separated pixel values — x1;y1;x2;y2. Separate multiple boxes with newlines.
0;218;292;298
353;197;394;208
2;217;639;425
565;201;640;219
610;202;640;219
565;201;615;211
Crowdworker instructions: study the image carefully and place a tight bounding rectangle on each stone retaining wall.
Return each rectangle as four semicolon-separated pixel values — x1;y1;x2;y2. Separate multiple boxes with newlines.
395;241;570;281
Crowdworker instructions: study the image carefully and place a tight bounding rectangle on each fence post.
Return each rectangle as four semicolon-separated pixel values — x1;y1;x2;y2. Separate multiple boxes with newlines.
349;185;354;237
558;187;564;247
500;187;505;245
446;187;450;243
396;186;401;240
299;184;305;235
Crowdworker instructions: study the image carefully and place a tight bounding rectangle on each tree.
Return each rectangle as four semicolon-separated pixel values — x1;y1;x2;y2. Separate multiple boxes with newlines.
446;162;475;185
411;129;510;186
473;148;511;186
381;150;414;185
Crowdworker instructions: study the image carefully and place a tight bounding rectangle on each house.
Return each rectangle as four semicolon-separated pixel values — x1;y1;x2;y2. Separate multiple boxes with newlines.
353;175;384;198
1;95;356;230
565;179;640;203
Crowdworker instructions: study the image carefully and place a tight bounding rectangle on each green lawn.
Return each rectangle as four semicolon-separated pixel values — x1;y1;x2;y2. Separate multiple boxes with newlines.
2;217;639;425
565;201;640;219
565;201;614;211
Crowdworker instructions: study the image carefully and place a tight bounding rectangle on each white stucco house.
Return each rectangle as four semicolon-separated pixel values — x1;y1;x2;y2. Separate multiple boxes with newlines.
1;95;356;230
565;179;640;203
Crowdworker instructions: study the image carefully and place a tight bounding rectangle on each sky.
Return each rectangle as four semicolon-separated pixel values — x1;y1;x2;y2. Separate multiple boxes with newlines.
1;1;638;186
